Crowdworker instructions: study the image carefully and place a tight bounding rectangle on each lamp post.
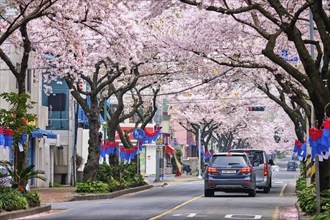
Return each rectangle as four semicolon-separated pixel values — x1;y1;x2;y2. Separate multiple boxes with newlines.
198;128;202;179
102;98;108;164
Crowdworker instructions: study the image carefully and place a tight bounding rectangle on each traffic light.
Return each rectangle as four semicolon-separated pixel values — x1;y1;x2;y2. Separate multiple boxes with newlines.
248;106;265;111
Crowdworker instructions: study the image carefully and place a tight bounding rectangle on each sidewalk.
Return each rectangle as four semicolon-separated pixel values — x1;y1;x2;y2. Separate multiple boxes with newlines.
31;187;76;203
32;174;200;204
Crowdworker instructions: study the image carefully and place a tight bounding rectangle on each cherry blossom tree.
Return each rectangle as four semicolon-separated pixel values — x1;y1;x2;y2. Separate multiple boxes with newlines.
0;0;64;176
29;1;180;180
144;0;330;190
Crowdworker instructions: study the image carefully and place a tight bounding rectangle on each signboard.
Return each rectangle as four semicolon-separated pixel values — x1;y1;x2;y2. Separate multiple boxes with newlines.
132;128;145;140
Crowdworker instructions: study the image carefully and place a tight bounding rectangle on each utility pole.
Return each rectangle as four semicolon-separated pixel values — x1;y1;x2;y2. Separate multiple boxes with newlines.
308;8;320;214
103;99;107;164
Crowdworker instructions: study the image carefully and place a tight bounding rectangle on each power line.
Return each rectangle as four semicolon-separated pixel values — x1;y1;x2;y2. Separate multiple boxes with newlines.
143;67;235;96
167;96;268;104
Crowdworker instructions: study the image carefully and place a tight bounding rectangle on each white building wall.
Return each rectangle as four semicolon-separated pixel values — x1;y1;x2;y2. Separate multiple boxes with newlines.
76;128;89;172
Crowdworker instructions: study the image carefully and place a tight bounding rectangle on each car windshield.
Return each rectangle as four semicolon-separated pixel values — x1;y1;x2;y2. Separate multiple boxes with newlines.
211;156;247;166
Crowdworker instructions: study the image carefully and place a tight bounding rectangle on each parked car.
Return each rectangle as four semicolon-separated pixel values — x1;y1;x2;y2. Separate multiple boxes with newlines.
204;152;256;197
287;161;298;171
0;165;12;187
230;149;272;193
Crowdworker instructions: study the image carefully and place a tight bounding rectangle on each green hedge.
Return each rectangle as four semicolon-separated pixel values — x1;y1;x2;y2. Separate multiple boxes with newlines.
76;163;147;194
0;188;29;212
76;181;108;193
296;178;330;218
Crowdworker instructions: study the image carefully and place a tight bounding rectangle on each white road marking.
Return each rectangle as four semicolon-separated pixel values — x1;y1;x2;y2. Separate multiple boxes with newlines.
273;181;284;184
187;213;197;217
225;214;262;219
173;214;182;216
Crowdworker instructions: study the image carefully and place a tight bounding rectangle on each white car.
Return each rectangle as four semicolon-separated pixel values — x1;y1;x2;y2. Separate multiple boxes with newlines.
271;165;280;172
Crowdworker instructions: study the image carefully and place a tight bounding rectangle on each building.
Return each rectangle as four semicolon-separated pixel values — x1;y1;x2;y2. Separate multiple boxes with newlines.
0;46;74;187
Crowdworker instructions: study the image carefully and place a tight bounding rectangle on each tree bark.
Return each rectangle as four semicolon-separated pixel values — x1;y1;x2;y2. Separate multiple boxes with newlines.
82;99;101;181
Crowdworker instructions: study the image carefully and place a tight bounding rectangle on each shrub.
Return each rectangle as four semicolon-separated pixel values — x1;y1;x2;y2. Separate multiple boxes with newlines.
108;178;121;192
297;182;316;215
312;214;330;220
98;164;113;183
319;189;330;216
23;191;41;208
76;181;109;193
52;182;63;188
297;180;330;217
296;177;306;192
0;188;28;211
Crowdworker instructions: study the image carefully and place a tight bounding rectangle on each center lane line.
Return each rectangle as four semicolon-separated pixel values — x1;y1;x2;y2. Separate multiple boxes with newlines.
148;195;203;220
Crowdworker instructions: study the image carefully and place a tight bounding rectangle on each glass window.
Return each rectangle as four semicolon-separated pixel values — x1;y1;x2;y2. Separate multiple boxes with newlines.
211;156;247;166
247;152;264;164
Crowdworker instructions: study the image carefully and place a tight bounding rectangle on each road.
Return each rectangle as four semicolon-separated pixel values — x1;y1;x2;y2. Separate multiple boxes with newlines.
21;158;300;220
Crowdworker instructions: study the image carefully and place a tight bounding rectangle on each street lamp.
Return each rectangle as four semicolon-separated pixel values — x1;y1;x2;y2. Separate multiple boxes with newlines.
198;128;203;179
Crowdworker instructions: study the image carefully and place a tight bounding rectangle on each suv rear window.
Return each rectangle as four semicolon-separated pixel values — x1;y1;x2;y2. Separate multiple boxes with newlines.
211;155;248;166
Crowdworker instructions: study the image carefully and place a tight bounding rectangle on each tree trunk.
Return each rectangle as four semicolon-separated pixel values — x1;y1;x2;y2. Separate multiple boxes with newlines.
83;104;100;181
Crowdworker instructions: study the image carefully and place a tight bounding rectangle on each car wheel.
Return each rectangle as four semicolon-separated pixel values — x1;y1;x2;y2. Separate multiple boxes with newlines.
248;188;256;197
204;189;214;197
263;181;271;193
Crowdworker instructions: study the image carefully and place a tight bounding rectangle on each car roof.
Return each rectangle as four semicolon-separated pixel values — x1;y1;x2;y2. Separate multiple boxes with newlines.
230;149;266;153
212;152;248;156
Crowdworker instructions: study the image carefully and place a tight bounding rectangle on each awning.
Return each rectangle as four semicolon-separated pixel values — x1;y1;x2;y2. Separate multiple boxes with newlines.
165;144;176;154
32;129;57;139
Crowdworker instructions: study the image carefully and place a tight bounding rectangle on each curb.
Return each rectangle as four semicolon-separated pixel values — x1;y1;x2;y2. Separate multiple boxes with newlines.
0;205;51;220
295;203;302;220
70;185;153;201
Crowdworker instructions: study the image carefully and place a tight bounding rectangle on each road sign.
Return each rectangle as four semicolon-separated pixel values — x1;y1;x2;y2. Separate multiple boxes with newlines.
132;128;145;140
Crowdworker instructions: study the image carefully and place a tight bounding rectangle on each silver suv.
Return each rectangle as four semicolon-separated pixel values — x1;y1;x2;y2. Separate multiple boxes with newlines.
230;149;272;193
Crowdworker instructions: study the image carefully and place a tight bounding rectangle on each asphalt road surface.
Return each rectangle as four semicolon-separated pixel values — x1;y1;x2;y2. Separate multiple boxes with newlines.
20;158;299;220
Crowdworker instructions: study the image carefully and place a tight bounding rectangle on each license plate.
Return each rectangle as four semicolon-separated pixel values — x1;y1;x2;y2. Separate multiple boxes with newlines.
222;170;236;174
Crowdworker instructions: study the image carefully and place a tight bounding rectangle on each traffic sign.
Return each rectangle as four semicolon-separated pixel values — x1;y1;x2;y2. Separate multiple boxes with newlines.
132;128;145;140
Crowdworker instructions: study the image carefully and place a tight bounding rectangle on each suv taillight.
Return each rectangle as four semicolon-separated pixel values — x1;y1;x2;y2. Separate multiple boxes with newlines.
207;167;218;173
240;167;252;173
264;163;268;176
